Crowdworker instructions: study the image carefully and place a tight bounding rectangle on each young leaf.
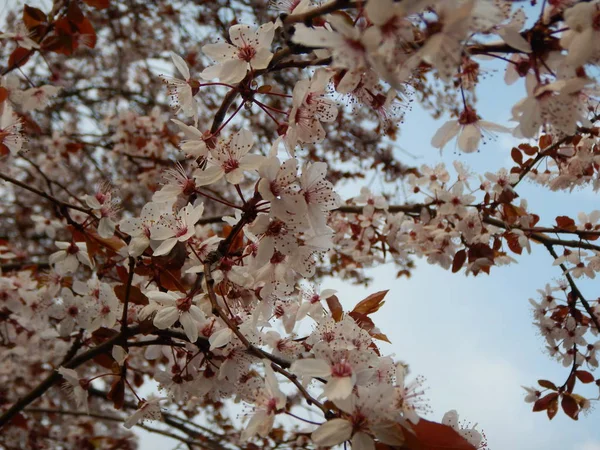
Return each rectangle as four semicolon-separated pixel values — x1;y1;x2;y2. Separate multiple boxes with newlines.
352;290;388;315
326;295;344;322
561;394;579;420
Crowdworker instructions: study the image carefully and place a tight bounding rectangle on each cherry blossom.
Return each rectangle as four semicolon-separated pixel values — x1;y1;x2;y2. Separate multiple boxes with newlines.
49;242;93;275
201;23;275;84
150;203;205;256
431;107;510;153
195;129;264;186
0;104;24;155
146;290;206;342
57;367;89;413
160;52;199;121
0;24;40;50
119;202;165;257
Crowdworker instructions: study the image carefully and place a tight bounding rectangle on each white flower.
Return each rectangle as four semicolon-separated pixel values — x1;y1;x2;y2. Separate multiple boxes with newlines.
416;1;475;81
195;129;264;186
58;367;88;413
431;107;510;153
124;398;164;429
21;85;61;112
0;24;40;50
299;161;341;233
152;162;197;204
241;361;286;440
112;346;128;366
160;52;198;121
285;70;338;150
148;290;206;343
84;185;120;239
311;418;353;447
171;119;210;158
441;410;484;448
561;1;600;67
120;202;166;257
291;355;361;401
296;285;336;321
150;203;204;256
0;104;24;155
49;241;94;275
522;386;541;403
201;23;275;83
292;15;376;71
496;8;531;53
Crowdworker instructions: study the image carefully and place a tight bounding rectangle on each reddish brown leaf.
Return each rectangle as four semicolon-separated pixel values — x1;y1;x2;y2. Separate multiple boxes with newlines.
511;148;523;166
93;353;116;370
547;396;559;420
83;0;110;9
575;370;594;384
555;216;577;231
0;87;8;104
326;295;344;322
505;233;522;255
133;371;144;387
352;290;388;316
86;229;126;254
10;412;28;430
452;249;466;273
371;331;392;343
533;392;559;412
67;2;85;23
159;268;183;292
518;142;539;155
561;394;579;420
23;5;46;30
257;85;272;93
467;243;495;262
349;311;375;332
538;134;552;150
115;284;149;306
42;32;75;56
107;377;125;410
403;418;476;450
502;204;525;225
75;17;97;49
537;379;557;390
91;327;119;344
116;265;129;284
8;48;31;70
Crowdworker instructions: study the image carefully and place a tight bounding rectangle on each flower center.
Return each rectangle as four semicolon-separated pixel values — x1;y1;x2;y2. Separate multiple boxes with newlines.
458;107;478;125
67;243;80;255
238;45;256;62
223;158;240;173
331;360;353;378
270;250;286;265
176;296;192;312
175;225;189;238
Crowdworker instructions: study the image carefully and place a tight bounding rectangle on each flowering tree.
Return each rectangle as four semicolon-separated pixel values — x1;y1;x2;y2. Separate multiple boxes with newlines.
1;0;600;448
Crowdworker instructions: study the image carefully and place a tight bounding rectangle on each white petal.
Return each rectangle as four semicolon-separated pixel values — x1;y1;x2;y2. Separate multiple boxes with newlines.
209;327;233;350
311;419;352;447
431;120;460;149
152;238;178;256
180;313;199;343
153;307;179;329
290;358;332;377
170;52;190;80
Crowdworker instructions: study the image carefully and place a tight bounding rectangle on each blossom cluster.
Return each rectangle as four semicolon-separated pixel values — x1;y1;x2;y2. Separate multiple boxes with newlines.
3;0;600;447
